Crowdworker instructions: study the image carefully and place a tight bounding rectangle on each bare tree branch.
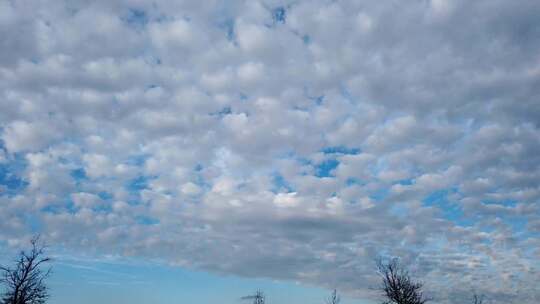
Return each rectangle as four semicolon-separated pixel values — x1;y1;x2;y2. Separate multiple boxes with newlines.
376;257;429;304
241;290;265;304
326;289;341;304
0;236;52;304
472;293;484;304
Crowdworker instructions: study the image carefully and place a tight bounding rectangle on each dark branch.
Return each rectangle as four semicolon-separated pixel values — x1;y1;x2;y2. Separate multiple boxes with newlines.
0;236;52;304
376;257;429;304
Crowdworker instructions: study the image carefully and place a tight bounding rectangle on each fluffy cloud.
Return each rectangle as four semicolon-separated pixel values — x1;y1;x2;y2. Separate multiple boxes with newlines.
1;0;539;303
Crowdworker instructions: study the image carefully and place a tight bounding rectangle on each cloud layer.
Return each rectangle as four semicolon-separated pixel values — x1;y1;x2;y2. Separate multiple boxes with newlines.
1;0;539;303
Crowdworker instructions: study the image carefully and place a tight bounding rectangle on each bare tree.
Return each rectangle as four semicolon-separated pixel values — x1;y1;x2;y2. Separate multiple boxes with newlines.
326;289;341;304
0;236;51;304
376;258;428;304
472;293;484;304
241;290;265;304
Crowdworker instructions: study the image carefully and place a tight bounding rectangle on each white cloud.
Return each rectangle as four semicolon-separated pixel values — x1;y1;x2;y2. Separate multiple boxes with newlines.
2;121;58;152
71;192;104;209
180;182;201;196
0;0;539;303
274;192;300;208
83;154;112;179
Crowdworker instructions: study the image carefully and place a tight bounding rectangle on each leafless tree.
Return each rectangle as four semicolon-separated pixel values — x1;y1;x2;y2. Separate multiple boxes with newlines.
241;290;265;304
472;293;484;304
0;236;51;304
326;289;341;304
376;258;428;304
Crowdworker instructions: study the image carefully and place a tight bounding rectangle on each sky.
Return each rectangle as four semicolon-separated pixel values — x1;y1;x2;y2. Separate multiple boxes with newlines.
0;0;539;303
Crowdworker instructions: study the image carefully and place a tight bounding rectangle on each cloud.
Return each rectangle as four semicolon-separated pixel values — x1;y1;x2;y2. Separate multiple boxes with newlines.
1;0;539;303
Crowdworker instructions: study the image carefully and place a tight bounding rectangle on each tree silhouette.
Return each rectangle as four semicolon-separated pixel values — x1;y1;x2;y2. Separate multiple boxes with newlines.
0;236;51;304
326;289;341;304
472;293;484;304
376;258;428;304
241;290;265;304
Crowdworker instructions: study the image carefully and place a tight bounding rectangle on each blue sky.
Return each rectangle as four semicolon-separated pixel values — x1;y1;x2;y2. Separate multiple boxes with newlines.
44;258;370;304
1;0;540;303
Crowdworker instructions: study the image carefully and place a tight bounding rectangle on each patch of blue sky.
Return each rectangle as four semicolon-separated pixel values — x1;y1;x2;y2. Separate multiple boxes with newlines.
41;205;63;215
271;173;294;193
125;154;150;167
69;168;88;192
508;218;529;237
423;188;456;206
67;195;112;214
369;187;389;201
396;178;414;186
124;175;157;205
474;198;529;236
302;34;311;44
314;95;324;105
98;191;113;201
126;175;155;193
346;177;364;186
315;158;339;178
70;168;87;181
93;203;113;214
0;155;28;196
126;197;142;206
123;9;149;28
0;165;28;195
272;6;287;24
57;155;71;165
422;188;470;226
41;198;78;215
481;198;518;207
321;146;360;155
218;18;235;41
135;215;160;226
219;106;232;115
211;106;232;118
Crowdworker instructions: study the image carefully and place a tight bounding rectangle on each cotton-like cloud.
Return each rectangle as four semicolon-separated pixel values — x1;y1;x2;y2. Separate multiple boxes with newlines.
1;1;539;303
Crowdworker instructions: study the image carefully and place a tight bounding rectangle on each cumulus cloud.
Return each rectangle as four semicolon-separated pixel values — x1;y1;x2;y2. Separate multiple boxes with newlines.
1;0;539;303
